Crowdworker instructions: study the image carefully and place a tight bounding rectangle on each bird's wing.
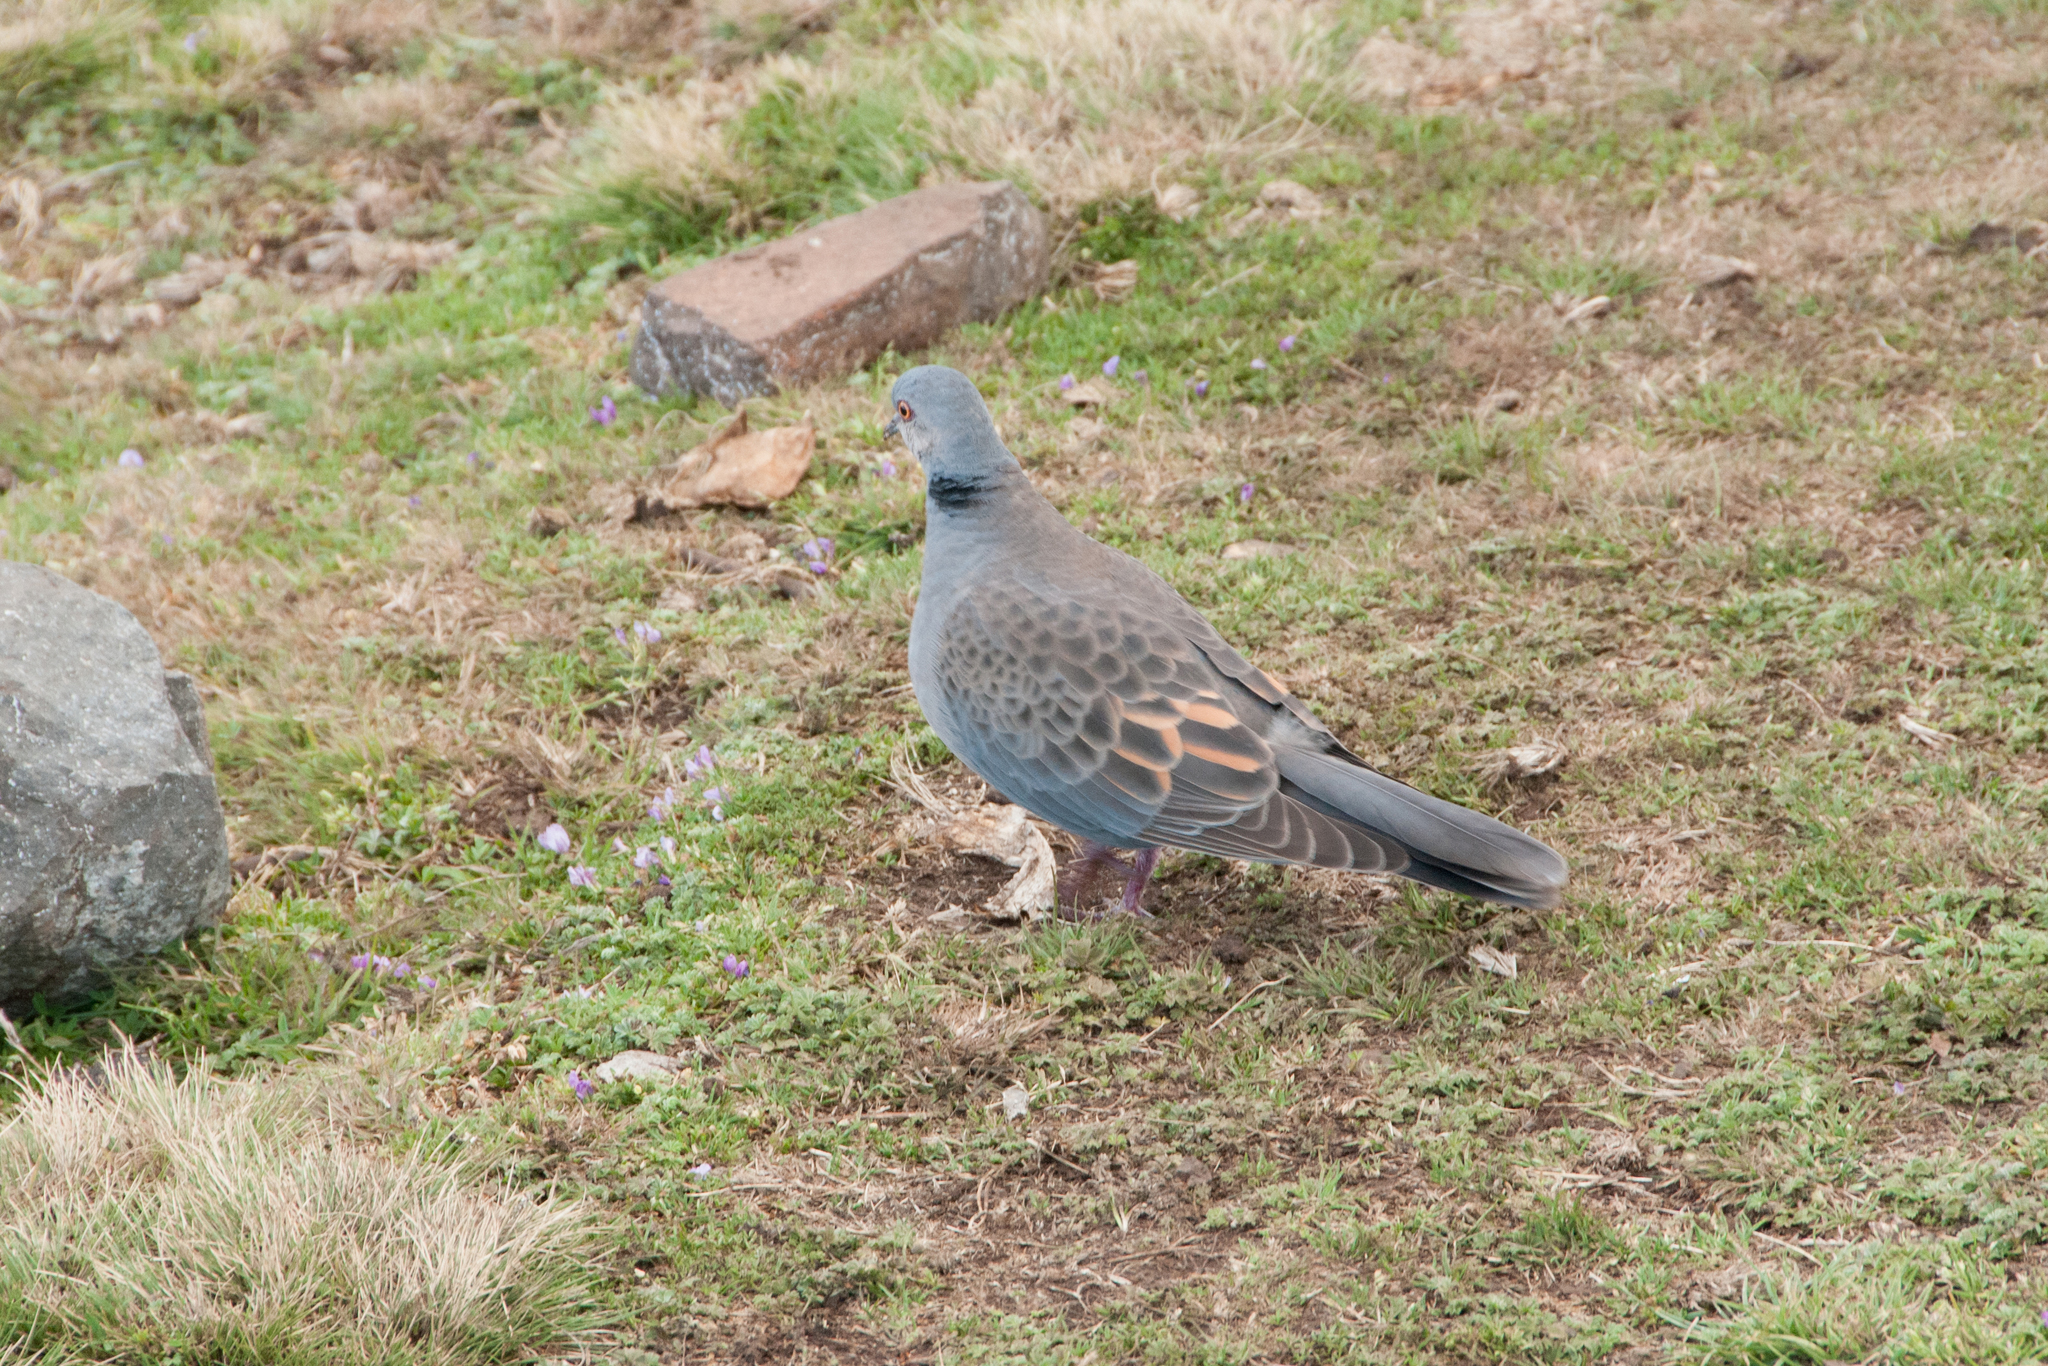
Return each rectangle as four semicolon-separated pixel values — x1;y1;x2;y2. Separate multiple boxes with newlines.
926;570;1406;871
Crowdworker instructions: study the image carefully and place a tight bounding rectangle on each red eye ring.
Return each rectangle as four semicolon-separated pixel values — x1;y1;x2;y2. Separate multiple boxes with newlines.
896;400;913;421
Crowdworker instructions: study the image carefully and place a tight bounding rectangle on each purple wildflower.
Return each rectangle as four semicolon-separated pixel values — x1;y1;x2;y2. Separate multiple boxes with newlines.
1102;355;1120;378
1239;482;1254;504
613;626;629;646
349;952;373;971
704;786;725;806
721;954;749;979
418;975;438;988
660;835;677;861
466;450;481;466
1058;373;1076;392
711;805;724;823
633;845;657;869
1249;358;1268;371
391;961;411;978
1193;380;1209;398
656;874;672;888
569;1070;595;1101
648;796;669;821
590;395;617;426
612;836;631;855
809;560;829;575
633;621;661;644
538;824;572;855
309;951;325;963
1279;335;1296;353
1132;369;1149;385
568;865;596;888
689;1162;713;1177
182;31;200;53
408;495;421;508
696;745;716;773
1894;1081;1906;1097
372;955;393;974
118;448;144;468
879;458;897;478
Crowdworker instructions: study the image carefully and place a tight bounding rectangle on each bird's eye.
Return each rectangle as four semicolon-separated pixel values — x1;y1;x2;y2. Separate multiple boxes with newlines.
896;400;913;422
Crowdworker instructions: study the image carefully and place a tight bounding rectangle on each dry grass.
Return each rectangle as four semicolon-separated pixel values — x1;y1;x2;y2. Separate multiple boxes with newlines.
0;1047;606;1365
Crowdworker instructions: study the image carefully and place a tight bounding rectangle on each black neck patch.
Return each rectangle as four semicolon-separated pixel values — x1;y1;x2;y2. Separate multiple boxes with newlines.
926;473;995;511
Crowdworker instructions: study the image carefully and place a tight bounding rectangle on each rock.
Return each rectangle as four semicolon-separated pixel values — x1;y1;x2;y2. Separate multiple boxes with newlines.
0;563;230;1012
631;181;1048;404
592;1050;685;1084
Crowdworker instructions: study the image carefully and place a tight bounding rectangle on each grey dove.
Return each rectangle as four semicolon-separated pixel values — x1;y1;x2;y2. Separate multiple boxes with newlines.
884;365;1568;916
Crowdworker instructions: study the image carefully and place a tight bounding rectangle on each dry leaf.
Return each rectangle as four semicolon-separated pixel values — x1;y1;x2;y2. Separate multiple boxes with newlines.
985;822;1056;922
1258;179;1326;220
1221;540;1303;560
1899;715;1956;747
73;250;140;308
527;505;570;538
1002;1084;1030;1119
930;803;1055;922
1928;1031;1953;1059
149;256;234;307
1562;294;1612;324
663;408;816;509
1473;739;1570;786
592;1050;684;1084
1062;378;1122;407
1468;944;1519;979
1;177;44;241
1087;258;1139;302
1693;255;1760;290
1155;183;1201;222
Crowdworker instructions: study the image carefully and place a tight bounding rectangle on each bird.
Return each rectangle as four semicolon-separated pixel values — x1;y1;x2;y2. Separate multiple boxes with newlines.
883;364;1568;917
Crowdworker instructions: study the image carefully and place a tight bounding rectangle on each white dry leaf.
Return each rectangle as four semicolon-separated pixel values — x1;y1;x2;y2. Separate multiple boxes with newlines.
1154;183;1201;222
592;1051;684;1084
1473;739;1570;787
1899;715;1956;747
1087;258;1139;302
662;407;816;509
1257;178;1325;220
985;821;1056;922
935;803;1035;864
1002;1084;1030;1120
1221;539;1302;560
1468;944;1519;980
1561;294;1612;324
72;250;140;307
1062;378;1122;407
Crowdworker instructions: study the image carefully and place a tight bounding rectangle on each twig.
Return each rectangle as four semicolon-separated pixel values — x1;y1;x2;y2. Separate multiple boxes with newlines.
1199;263;1265;299
1208;976;1290;1031
1750;1230;1823;1265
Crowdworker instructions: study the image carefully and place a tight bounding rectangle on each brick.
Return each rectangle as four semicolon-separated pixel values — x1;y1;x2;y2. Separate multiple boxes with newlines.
630;181;1047;404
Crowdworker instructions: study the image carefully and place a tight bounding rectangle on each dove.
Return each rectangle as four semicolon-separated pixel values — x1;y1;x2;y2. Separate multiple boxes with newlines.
884;365;1568;916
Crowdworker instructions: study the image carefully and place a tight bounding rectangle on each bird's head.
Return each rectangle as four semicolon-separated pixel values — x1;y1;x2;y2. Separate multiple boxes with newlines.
883;366;1019;490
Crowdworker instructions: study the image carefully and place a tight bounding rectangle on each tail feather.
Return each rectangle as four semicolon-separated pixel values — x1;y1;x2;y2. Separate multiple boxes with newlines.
1276;751;1568;910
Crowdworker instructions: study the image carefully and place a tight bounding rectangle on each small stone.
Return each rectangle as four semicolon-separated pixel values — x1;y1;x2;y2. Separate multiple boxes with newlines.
592;1050;685;1084
1;564;231;1011
632;182;1048;404
1002;1084;1030;1120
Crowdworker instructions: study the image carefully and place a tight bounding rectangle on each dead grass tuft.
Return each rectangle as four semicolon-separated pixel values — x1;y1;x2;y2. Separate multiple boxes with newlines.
0;1046;606;1363
297;74;488;175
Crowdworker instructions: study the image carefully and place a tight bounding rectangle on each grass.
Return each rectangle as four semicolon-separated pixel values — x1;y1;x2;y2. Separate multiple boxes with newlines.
5;0;2048;1361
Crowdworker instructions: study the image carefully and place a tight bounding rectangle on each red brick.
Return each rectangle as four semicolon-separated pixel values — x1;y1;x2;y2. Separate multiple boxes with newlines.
630;181;1047;404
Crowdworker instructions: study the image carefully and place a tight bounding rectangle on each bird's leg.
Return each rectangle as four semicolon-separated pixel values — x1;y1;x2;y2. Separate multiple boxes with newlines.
1058;841;1130;919
1119;847;1162;918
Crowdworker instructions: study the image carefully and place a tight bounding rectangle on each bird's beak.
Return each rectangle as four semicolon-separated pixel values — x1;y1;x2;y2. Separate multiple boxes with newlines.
882;415;900;440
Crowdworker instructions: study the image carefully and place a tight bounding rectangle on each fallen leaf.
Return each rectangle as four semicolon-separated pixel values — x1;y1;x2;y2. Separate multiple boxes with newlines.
935;804;1036;865
1002;1084;1030;1120
1086;258;1139;302
1062;378;1122;408
984;822;1056;923
1561;294;1612;324
1928;1031;1952;1060
148;255;233;307
1899;715;1956;747
593;1050;684;1084
1221;539;1303;560
1257;178;1325;220
1472;739;1570;786
73;250;140;307
1693;255;1760;290
663;408;816;509
1154;183;1201;222
1468;944;1519;979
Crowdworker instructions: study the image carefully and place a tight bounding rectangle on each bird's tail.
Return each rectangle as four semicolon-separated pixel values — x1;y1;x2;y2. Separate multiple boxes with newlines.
1276;751;1568;910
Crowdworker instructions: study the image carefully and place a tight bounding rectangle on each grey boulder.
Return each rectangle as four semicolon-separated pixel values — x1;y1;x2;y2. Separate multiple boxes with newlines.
1;562;231;1013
